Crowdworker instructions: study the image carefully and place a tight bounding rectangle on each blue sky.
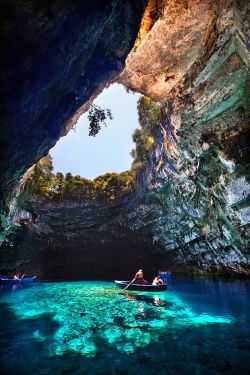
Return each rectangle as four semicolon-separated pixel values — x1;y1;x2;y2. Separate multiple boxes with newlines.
50;84;140;179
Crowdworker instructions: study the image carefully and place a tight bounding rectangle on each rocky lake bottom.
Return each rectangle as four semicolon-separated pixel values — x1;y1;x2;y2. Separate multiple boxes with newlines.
0;276;250;375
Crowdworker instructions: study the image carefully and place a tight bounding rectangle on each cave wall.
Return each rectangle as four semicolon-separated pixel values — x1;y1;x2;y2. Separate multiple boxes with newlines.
0;0;147;220
119;0;250;274
0;198;176;279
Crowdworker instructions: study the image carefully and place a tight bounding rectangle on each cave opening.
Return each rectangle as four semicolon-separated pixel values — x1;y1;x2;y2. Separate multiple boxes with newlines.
1;2;250;373
0;0;249;281
1;83;171;281
50;83;141;179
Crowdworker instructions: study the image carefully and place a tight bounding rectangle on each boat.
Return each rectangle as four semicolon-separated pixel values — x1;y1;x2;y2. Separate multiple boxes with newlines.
115;280;167;292
158;271;172;281
0;276;36;286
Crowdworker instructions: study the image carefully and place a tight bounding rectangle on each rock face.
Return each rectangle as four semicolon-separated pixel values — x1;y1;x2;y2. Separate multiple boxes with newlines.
120;0;216;98
0;197;175;279
0;0;147;218
0;0;250;277
119;0;250;274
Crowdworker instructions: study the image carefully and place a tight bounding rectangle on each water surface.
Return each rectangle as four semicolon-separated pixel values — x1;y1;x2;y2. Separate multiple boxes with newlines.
0;276;249;374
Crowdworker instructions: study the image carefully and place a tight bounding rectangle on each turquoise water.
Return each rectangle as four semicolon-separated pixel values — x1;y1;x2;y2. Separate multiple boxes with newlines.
0;276;250;374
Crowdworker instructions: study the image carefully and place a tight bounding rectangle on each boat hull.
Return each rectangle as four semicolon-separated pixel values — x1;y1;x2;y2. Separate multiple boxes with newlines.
115;280;167;292
0;277;36;286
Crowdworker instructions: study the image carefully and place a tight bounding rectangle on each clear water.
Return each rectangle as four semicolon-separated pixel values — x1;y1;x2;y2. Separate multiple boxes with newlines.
0;276;250;375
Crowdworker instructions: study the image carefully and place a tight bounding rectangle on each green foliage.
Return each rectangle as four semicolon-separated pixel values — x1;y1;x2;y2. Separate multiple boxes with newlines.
54;172;64;193
24;155;54;197
62;177;94;200
23;96;161;202
88;104;113;137
131;96;161;172
137;96;161;135
65;172;73;181
93;171;134;203
131;161;146;171
23;156;134;204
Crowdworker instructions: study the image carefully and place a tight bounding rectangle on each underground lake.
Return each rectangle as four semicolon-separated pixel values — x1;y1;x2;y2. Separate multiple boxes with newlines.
1;276;250;375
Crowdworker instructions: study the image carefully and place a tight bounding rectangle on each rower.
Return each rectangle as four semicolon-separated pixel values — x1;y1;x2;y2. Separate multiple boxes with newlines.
152;275;163;285
13;273;25;280
135;269;147;284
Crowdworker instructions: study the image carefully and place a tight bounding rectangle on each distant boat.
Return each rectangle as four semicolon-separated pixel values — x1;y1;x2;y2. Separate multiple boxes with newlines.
0;276;36;286
158;271;172;281
115;280;167;292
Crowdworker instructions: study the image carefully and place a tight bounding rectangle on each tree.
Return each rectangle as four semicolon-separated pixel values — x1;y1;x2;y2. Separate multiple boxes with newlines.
25;155;54;196
65;172;73;182
131;96;161;174
88;104;113;136
54;172;64;193
137;96;161;134
22;156;134;203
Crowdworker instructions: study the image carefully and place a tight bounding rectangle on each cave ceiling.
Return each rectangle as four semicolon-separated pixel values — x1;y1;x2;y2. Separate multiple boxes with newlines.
0;0;147;212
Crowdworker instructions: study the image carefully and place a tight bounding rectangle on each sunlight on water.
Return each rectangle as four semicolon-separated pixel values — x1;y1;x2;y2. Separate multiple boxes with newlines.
0;282;233;357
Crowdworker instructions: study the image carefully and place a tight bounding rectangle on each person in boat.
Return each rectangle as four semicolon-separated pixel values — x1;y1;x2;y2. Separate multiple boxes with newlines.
134;269;147;284
152;275;163;285
13;273;25;280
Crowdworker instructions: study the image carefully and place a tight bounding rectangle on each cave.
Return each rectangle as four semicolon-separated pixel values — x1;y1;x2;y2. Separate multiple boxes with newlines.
0;0;250;280
1;1;250;374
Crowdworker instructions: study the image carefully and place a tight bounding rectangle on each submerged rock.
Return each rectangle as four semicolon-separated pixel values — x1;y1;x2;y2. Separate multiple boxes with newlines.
0;0;249;277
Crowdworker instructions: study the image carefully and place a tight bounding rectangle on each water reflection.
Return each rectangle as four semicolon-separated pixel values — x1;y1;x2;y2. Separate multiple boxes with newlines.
153;295;165;306
123;292;166;307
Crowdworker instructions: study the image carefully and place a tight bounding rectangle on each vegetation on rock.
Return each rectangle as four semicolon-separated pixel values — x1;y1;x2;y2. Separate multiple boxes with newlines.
131;96;160;171
23;156;134;204
22;95;160;204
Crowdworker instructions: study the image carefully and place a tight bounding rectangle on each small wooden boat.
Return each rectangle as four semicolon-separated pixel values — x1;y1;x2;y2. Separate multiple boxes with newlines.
115;280;167;292
0;276;36;286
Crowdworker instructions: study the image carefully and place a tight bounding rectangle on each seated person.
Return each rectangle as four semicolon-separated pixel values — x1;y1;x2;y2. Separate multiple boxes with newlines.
134;269;147;284
13;273;20;279
152;275;163;285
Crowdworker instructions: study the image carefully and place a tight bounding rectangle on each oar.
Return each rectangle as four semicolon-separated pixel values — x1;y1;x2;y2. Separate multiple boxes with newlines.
19;274;25;283
121;277;136;292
